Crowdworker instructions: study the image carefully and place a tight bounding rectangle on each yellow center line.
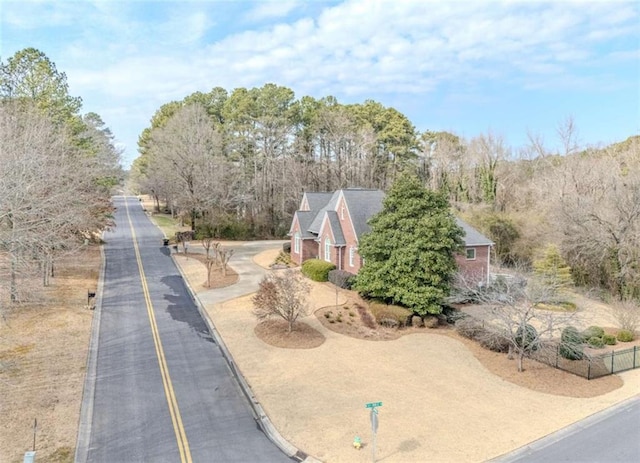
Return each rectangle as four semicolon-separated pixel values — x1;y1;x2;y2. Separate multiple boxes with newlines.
125;198;192;463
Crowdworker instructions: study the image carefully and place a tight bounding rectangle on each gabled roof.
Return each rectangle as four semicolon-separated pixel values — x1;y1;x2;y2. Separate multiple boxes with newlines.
456;218;494;246
308;190;340;234
290;211;317;238
341;189;386;238
294;189;493;248
321;211;346;245
302;192;334;212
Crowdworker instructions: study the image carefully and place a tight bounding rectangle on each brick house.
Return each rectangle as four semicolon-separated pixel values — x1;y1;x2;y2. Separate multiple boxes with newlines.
289;189;494;285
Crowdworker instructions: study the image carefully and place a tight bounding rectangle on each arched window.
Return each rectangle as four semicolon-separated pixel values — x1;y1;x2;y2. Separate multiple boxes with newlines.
349;246;355;267
324;237;331;262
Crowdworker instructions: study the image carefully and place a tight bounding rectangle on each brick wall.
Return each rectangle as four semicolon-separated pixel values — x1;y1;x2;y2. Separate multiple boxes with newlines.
455;245;491;285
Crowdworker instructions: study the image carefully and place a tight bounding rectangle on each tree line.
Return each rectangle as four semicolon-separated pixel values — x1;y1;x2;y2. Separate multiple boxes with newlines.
133;88;638;302
0;48;123;307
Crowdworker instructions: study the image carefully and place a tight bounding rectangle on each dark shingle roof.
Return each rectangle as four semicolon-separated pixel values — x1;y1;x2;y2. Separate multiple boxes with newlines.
308;191;340;233
303;192;333;211
456;218;494;246
291;211;317;238
325;211;346;245
295;189;492;248
342;189;386;238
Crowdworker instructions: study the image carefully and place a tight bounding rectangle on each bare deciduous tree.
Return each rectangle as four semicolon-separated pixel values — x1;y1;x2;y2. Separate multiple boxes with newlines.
0;101;115;306
455;272;580;372
253;270;310;332
219;247;234;277
609;298;640;333
201;236;215;259
149;103;223;231
553;142;640;298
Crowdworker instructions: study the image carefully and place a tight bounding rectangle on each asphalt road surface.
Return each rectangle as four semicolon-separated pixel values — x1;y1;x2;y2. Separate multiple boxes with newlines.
79;196;291;462
497;396;640;463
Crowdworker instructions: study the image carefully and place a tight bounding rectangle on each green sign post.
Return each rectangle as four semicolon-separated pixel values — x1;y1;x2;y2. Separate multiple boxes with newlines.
365;402;382;461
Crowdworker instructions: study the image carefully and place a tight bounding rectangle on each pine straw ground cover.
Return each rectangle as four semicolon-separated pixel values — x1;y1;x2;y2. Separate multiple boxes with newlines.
309;296;626;398
173;252;238;289
0;246;100;463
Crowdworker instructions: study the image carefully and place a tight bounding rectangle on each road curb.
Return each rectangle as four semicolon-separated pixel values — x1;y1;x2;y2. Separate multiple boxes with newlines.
171;252;321;463
490;395;640;462
74;243;107;463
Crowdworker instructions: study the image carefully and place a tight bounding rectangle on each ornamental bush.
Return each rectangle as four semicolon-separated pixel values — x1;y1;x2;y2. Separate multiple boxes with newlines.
455;318;485;339
328;269;356;289
582;326;605;341
602;334;617;345
587;336;605;348
515;324;539;351
301;259;336;282
559;326;584;360
617;329;635;342
369;302;412;327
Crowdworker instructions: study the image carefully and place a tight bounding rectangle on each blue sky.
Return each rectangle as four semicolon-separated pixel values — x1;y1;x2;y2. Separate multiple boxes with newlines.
2;0;638;167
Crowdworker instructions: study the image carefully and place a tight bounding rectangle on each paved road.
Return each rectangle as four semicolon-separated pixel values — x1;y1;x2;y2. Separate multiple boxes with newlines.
495;396;640;463
78;196;291;462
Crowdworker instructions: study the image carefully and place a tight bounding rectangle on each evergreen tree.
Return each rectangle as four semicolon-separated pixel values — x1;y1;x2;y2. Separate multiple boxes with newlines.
355;173;464;315
533;244;573;298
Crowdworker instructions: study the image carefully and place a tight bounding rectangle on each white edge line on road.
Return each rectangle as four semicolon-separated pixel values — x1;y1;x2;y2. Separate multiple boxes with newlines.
74;240;107;463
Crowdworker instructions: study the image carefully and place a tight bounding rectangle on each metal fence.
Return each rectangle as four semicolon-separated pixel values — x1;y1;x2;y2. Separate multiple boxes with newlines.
535;345;640;380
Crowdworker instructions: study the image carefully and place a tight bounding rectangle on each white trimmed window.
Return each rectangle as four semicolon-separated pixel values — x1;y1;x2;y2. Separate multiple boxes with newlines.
349;246;355;267
466;248;476;260
324;237;331;262
294;232;300;254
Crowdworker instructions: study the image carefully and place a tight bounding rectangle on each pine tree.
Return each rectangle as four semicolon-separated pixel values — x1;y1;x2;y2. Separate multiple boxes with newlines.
354;173;464;315
533;244;573;298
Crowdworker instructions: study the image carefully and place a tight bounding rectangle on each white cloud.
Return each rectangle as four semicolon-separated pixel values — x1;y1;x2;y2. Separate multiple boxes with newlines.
3;0;638;166
244;1;302;22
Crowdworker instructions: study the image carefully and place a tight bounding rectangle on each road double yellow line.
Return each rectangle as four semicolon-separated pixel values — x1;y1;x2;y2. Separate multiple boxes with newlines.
125;198;192;463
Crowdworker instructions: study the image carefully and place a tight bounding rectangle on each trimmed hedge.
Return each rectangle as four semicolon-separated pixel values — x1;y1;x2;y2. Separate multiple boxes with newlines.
328;269;356;289
602;334;617;345
301;259;336;282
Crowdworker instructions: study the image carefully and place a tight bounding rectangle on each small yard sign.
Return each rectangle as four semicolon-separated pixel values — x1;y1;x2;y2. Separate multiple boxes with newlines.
365;401;382;409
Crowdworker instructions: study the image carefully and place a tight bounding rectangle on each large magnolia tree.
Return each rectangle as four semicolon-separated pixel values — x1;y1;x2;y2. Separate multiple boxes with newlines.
354;173;464;315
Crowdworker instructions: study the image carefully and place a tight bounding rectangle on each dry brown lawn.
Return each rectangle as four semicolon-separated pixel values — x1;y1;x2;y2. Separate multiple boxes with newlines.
298;295;626;398
0;247;100;463
2;237;637;463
